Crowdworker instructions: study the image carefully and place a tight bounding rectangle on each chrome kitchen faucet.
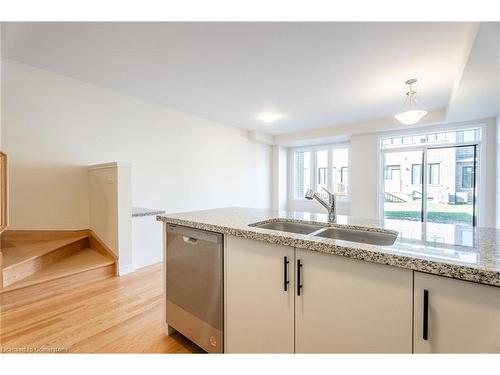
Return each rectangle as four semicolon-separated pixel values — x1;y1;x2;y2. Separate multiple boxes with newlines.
305;187;336;223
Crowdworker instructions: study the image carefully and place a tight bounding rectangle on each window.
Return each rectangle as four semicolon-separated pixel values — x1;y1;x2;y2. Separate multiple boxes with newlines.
317;168;327;185
294;151;311;199
428;163;440;185
332;148;349;196
381;128;481;149
316;150;328;193
292;145;349;199
385;165;400;180
462;166;473;189
411;164;422;185
341;167;348;184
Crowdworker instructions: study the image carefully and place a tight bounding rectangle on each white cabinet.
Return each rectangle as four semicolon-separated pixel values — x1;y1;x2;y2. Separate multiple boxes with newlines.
294;248;413;353
224;236;295;353
224;237;500;354
414;272;500;353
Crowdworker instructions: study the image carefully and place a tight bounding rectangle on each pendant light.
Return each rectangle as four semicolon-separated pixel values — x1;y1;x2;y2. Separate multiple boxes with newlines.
394;79;427;125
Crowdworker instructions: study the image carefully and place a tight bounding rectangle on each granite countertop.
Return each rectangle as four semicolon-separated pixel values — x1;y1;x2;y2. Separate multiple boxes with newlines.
157;207;500;287
132;206;166;217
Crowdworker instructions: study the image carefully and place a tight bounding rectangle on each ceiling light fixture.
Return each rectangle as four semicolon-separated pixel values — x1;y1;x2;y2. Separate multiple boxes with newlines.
394;79;428;125
258;112;282;124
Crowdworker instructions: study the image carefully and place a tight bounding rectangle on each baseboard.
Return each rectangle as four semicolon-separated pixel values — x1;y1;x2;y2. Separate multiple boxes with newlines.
119;263;134;276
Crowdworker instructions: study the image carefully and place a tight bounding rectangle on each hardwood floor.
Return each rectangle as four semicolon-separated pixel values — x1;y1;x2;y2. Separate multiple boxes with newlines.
0;262;203;353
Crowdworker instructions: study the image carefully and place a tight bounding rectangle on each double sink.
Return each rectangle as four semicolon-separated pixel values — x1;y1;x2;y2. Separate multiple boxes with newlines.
250;220;398;246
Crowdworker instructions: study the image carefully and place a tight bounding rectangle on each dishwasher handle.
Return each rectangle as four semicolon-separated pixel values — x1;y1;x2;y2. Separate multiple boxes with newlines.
167;224;222;244
182;236;198;244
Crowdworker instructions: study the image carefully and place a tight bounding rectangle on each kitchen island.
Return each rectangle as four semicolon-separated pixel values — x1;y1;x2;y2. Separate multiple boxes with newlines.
157;207;500;353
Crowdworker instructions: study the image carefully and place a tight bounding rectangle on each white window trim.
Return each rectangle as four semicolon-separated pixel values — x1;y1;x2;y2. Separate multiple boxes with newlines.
377;122;489;227
288;142;351;202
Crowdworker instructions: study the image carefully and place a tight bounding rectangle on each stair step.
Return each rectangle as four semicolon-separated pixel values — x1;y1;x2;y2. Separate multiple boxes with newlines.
2;236;89;269
2;249;115;293
1;230;89;245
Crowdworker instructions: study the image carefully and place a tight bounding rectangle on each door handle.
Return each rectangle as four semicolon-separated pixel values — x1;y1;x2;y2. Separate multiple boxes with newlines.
423;289;429;340
283;256;290;291
297;259;303;296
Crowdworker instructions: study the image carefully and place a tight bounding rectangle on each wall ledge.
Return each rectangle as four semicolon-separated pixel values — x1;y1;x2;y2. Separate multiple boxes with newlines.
88;161;132;170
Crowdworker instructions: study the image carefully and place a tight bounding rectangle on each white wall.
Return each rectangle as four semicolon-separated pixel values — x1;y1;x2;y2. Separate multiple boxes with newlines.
497;115;500;228
132;215;163;271
1;59;272;230
0;23;2;148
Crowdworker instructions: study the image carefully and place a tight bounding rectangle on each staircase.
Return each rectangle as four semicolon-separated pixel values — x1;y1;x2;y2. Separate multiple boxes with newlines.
384;192;408;203
0;230;117;311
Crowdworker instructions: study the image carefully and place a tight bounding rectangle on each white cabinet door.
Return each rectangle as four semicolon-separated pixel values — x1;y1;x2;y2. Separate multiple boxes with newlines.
224;236;295;353
295;248;413;353
414;272;500;353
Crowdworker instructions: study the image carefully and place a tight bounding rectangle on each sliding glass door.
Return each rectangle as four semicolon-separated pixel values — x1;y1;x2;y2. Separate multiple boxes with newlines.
383;150;424;221
425;145;477;226
382;142;479;228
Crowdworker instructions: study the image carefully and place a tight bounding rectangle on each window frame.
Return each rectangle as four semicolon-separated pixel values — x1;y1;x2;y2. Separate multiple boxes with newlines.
461;165;474;189
411;163;422;185
317;167;328;186
289;143;351;202
384;165;401;180
427;163;440;185
340;166;348;184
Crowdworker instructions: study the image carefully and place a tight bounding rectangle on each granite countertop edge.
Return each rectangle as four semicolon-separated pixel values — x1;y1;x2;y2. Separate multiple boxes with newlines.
157;213;500;288
132;207;166;217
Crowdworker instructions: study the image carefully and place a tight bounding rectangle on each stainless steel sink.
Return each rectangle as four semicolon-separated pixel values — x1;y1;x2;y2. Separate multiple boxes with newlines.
313;227;397;246
250;219;398;246
251;221;326;235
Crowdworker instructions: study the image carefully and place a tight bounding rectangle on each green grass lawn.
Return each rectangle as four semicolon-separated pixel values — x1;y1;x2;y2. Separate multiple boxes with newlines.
384;202;473;225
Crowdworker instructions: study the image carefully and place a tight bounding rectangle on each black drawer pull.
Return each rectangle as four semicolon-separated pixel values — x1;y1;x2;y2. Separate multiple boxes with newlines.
283;256;290;291
423;289;429;340
297;259;303;296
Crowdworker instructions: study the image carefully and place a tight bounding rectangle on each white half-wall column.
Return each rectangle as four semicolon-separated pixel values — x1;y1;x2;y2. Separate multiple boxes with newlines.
88;162;133;275
350;134;380;219
271;145;287;211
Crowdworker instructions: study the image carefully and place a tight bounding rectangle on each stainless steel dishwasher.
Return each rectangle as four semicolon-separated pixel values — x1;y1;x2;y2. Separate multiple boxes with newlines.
165;224;223;353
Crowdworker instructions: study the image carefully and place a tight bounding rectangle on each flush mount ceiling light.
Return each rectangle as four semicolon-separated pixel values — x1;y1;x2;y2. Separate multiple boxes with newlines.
258;112;282;124
394;79;428;125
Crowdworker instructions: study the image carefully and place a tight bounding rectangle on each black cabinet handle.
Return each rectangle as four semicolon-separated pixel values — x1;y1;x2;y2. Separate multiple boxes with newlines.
283;256;290;291
297;259;303;296
423;289;429;341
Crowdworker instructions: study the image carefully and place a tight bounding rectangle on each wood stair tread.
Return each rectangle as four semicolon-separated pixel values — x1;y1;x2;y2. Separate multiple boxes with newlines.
1;235;89;269
2;249;115;292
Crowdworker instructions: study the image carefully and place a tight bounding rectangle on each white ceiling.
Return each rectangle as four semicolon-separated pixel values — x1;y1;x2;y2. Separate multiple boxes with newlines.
1;22;489;135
